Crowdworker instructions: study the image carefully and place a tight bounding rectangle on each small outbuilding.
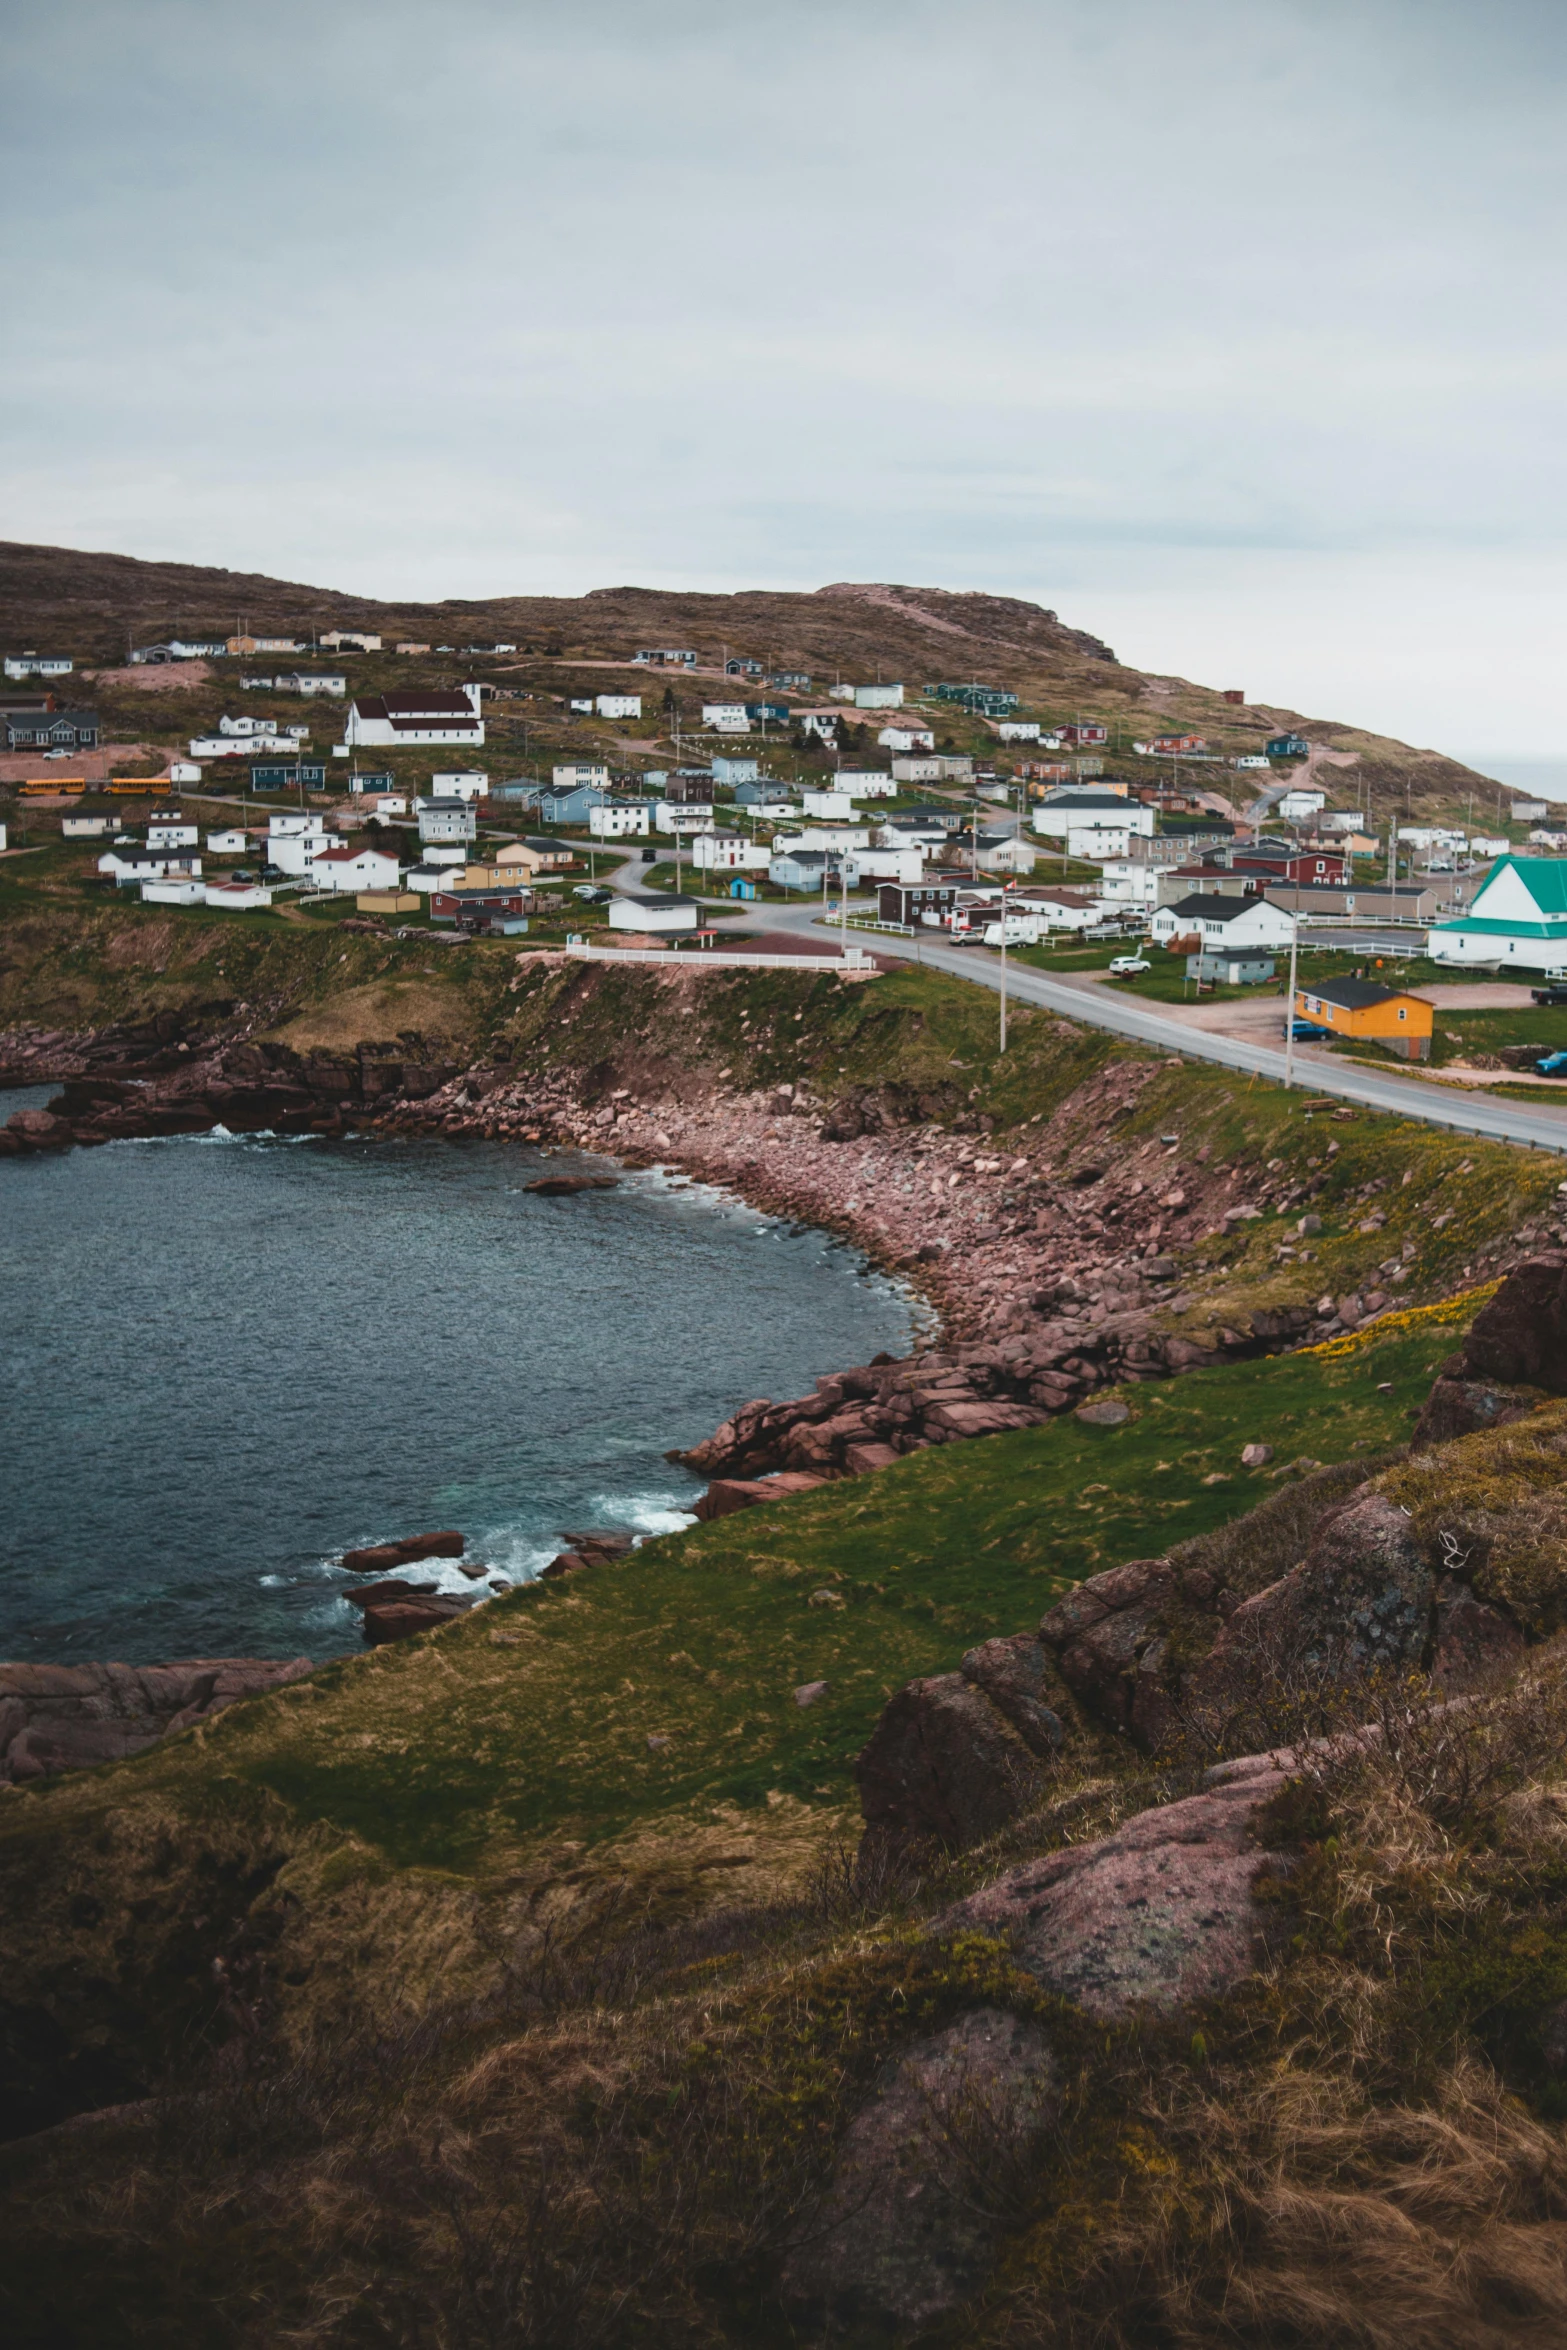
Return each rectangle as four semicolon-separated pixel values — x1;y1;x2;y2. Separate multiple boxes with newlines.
609;892;700;933
1186;948;1277;986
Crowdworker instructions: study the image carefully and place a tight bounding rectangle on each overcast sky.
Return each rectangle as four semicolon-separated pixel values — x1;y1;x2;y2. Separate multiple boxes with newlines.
3;0;1564;753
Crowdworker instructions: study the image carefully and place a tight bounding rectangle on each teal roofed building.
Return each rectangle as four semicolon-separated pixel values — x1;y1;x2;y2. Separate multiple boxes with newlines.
1429;855;1567;974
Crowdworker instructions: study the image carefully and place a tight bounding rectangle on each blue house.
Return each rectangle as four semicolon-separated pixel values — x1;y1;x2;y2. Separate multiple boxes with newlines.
1265;732;1309;759
712;755;760;785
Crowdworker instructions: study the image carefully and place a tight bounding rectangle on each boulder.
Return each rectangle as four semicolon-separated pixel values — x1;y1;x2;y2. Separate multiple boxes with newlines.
1432;1583;1528;1690
936;1758;1294;2020
340;1530;464;1573
1411;1375;1532;1450
959;1633;1065;1756
855;1673;1050;1858
1187;1491;1433;1713
691;1472;830;1521
779;2008;1058;2336
0;1657;313;1783
360;1596;472;1646
1039;1558;1175;1737
1460;1255;1567;1390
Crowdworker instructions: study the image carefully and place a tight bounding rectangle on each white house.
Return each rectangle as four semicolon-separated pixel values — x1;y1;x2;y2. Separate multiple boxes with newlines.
404;863;452;894
1032;792;1153;842
168;761;202;785
204;879;273;909
795;711;842;741
1470;836;1510;858
1428;856;1567;972
692;832;771;873
774;824;872;853
206;829;249;854
4;653;72;679
891;756;943;785
711;755;760;785
1279;787;1328;822
996;721;1042;742
319;630;382;652
874;818;950;850
189;732;295;758
274;672;347;697
305;845;402;894
655;800;716;836
1012;889;1102;932
1068;824;1133;861
854;683;904;709
803;789;859;821
417;798;478;845
701;703;751;733
219;713;281;737
147;814;199;848
610;892;700;933
1094;859;1160;910
1149;892;1296;951
834;769;898;798
271;827;345;875
843;845;925;886
595;693;642;720
62;814;113;838
139;877;207;906
976;836;1038;875
98;845;202;884
265;812;327;872
432;770;489;801
344;684;484;748
589;799;653;839
363;794;409;819
553;760;610;790
878;723;935;753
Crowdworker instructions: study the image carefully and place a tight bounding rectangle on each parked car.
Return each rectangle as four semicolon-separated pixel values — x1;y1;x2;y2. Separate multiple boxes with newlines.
1107;954;1150;976
1290;1019;1331;1040
1532;984;1567;1006
1534;1050;1567;1077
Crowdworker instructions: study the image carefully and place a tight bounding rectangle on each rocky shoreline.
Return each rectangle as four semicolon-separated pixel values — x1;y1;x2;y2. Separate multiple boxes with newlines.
1;984;1557;1773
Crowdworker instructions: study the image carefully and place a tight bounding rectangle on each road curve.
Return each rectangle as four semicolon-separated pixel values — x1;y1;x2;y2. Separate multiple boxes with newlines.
602;864;1567;1157
874;935;1567;1155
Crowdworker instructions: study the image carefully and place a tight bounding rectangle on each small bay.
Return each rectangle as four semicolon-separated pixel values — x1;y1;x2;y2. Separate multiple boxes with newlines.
0;1091;922;1662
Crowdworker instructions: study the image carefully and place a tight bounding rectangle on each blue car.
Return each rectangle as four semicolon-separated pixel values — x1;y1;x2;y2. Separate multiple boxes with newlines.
1290;1020;1331;1041
1535;1050;1567;1077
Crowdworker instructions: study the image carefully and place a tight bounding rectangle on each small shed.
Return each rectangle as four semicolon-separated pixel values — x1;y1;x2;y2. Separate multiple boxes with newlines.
610;892;699;933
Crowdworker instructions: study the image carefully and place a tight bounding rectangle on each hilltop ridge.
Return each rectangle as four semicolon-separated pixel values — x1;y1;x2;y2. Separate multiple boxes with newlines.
0;539;1496;819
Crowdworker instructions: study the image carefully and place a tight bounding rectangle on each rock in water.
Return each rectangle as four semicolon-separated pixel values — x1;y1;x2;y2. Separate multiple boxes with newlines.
523;1175;618;1196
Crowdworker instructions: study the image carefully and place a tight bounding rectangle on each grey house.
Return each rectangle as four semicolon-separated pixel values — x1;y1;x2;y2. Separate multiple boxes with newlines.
416;796;478;845
4;706;99;750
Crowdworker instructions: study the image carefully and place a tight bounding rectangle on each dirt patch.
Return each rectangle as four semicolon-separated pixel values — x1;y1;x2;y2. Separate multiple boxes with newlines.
82;661;212;692
102;921;178;970
268;976;474;1050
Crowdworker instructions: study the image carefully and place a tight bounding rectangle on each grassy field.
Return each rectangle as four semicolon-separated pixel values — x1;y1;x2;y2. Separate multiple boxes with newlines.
0;1304;1475;2086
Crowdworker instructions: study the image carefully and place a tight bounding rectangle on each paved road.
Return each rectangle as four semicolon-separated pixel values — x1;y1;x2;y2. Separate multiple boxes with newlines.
866;932;1567;1156
597;855;1567;1157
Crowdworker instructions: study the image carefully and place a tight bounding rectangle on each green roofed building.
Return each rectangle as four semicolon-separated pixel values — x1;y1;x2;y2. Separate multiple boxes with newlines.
1429;855;1567;974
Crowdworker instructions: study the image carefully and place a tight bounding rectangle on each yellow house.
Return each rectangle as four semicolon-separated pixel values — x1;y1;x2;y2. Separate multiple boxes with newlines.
495;840;572;878
1295;977;1433;1061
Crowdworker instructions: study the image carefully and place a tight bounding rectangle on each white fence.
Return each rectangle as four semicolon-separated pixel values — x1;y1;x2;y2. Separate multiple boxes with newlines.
565;942;876;974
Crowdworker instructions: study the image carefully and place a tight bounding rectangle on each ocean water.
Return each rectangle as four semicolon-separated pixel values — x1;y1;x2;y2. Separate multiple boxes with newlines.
0;1090;923;1663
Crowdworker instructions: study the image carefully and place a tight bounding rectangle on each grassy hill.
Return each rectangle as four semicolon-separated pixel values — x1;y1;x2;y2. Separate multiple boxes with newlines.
0;540;1500;823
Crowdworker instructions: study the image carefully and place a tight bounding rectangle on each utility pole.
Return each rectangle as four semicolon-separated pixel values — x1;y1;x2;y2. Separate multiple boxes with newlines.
999;884;1008;1054
1284;914;1299;1089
